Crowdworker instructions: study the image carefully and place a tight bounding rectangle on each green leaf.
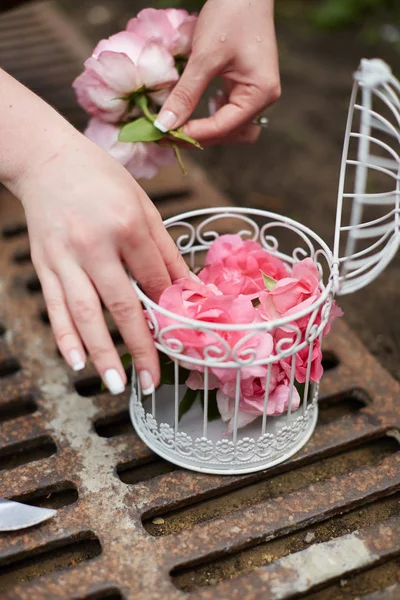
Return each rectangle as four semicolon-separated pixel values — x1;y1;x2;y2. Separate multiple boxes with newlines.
169;128;203;149
202;388;220;421
179;387;199;420
120;353;132;370
158;351;190;385
261;271;277;291
118;118;165;143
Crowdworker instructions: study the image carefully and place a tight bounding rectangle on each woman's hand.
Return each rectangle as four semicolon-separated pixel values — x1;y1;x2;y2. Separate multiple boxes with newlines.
154;0;280;146
16;131;189;395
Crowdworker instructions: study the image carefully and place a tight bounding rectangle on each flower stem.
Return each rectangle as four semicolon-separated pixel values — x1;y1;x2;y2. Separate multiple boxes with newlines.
172;143;187;175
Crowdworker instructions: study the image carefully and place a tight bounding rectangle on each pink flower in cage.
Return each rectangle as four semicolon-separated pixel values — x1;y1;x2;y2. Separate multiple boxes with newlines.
186;370;220;391
199;234;289;297
126;8;197;58
73;31;179;122
157;277;273;372
216;368;301;432
85;118;174;179
276;330;324;384
259;258;321;316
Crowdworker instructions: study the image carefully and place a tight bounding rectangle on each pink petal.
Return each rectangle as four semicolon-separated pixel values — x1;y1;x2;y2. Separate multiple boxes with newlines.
85;51;142;96
138;39;179;90
186;371;204;390
85;118;136;165
73;70;127;122
205;234;246;264
93;31;146;63
216;389;234;423
125;143;172;180
292;258;320;291
164;8;190;28
175;16;197;56
127;9;176;51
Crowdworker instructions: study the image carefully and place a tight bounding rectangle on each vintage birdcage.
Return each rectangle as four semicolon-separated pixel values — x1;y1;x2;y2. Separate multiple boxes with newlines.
129;59;400;475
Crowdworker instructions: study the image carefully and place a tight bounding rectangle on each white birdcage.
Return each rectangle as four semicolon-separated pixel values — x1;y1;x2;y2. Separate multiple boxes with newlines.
129;59;400;475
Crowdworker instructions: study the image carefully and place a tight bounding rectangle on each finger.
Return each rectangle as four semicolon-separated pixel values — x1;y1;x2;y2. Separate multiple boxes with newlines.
138;195;190;282
198;123;262;147
154;53;217;134
121;225;172;301
90;259;160;394
58;259;127;395
39;267;87;371
183;81;278;144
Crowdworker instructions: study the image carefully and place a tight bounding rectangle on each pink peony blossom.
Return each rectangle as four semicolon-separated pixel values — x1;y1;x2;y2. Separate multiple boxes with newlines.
85;118;174;179
186;370;220;391
73;31;179;122
259;258;321;317
276;329;324;383
199;234;289;297
259;257;342;385
127;8;197;58
157;277;273;376
216;368;301;432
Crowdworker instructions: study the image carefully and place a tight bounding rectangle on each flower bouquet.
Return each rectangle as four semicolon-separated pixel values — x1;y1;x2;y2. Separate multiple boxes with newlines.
73;8;200;178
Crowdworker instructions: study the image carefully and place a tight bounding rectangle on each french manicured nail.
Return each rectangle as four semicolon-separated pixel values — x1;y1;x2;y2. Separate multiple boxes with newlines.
70;349;85;371
154;110;178;133
104;369;125;395
139;370;155;396
189;271;202;282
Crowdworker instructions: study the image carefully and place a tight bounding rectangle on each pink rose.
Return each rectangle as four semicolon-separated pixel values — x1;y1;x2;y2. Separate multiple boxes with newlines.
85;118;174;179
259;258;321;318
276;328;324;383
73;31;179;122
127;8;197;57
198;234;289;296
217;368;301;432
157;277;273;374
186;370;220;391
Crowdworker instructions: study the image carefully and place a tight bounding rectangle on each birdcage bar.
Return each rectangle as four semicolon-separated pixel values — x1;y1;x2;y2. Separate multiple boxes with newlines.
174;359;179;436
356;104;400;139
302;341;314;416
261;363;273;435
287;354;297;422
232;369;242;445
202;366;209;438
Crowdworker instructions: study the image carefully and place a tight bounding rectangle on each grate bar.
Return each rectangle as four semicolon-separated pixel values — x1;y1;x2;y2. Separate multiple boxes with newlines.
159;453;400;568
124;412;388;515
0;416;48;449
190;515;400;600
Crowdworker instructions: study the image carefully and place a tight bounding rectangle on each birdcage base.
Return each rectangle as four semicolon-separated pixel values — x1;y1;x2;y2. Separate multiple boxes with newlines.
130;384;318;475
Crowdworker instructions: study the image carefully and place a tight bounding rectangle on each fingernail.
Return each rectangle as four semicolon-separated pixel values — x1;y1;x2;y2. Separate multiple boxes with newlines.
104;369;125;395
189;271;202;282
139;370;155;396
154;110;178;133
70;349;85;371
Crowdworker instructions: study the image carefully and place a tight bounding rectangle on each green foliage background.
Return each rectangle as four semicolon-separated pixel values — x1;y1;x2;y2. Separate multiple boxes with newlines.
157;0;398;31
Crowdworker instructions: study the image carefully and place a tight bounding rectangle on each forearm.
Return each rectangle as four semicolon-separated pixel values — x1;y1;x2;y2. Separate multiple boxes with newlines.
0;68;79;197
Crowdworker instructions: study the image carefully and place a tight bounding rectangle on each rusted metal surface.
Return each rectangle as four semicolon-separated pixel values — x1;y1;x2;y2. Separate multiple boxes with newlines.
2;186;400;600
1;2;400;599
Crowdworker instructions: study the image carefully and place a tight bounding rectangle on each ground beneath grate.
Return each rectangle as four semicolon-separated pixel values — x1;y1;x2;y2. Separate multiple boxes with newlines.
1;3;400;600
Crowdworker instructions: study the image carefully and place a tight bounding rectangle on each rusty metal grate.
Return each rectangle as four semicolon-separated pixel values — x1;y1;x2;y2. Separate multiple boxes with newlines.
1;2;400;600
